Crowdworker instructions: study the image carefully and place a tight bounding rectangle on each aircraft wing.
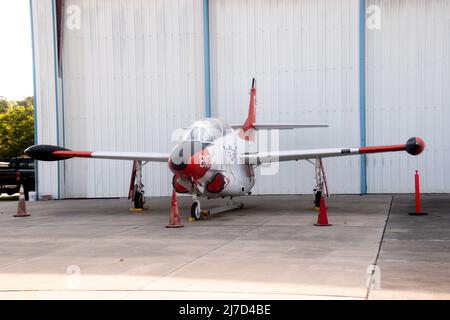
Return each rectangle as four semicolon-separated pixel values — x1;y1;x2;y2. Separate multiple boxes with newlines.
240;137;425;165
230;123;328;130
25;145;170;162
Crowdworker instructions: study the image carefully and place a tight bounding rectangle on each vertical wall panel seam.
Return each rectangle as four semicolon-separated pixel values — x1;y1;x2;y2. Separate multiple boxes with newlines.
60;46;66;198
203;0;211;117
51;0;61;199
58;1;66;199
359;0;367;194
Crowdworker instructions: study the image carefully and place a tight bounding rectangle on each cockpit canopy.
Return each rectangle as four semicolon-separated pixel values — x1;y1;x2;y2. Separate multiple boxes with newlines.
182;118;230;143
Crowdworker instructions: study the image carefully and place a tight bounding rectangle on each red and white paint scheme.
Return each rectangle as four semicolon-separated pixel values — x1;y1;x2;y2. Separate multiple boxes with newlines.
26;79;425;219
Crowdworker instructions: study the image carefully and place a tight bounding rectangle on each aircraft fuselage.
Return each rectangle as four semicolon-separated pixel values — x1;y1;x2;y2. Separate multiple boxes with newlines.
168;118;256;198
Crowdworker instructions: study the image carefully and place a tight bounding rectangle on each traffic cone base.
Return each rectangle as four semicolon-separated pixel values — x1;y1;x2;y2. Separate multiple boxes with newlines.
166;224;184;228
408;212;428;216
166;190;184;228
14;185;30;217
314;196;331;227
14;213;30;217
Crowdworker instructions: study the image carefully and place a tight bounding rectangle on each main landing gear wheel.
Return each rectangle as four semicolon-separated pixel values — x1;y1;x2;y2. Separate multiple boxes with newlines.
134;191;144;209
314;190;322;209
191;202;201;221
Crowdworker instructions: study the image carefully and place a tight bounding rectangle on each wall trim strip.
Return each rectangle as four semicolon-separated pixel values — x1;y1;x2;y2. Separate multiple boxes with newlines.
359;0;367;194
51;0;61;199
29;0;39;199
203;0;211;118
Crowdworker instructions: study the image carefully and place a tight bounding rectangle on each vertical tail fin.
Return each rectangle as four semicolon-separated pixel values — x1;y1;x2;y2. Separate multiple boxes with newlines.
242;78;256;131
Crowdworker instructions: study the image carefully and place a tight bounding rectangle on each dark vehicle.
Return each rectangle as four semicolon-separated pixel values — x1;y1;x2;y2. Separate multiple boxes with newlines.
0;158;35;200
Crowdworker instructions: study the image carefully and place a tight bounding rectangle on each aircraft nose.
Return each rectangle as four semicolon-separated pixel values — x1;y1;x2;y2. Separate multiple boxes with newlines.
169;143;188;172
168;141;211;180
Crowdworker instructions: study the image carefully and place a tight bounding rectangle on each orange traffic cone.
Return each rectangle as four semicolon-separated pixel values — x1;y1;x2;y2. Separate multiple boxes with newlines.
314;196;331;226
14;185;30;217
166;190;183;228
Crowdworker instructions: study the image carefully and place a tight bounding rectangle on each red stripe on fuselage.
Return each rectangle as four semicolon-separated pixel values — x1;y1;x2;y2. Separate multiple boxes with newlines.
359;144;405;154
169;148;211;181
52;151;93;158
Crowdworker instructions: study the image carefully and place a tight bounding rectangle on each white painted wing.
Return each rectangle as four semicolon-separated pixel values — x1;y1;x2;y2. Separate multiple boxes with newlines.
24;145;170;162
239;137;426;164
240;148;360;164
90;152;170;162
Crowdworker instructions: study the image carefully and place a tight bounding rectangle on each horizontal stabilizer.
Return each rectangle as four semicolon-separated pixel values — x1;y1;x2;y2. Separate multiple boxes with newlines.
231;123;328;130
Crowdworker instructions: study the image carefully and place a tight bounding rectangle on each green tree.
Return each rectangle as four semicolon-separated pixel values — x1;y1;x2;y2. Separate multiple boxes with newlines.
0;105;34;159
0;97;10;113
15;96;34;108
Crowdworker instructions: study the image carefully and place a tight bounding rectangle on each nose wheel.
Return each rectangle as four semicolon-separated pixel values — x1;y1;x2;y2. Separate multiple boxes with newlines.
191;201;202;220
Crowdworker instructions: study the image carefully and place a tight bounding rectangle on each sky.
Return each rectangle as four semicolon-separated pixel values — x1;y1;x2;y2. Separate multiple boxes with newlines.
0;0;33;101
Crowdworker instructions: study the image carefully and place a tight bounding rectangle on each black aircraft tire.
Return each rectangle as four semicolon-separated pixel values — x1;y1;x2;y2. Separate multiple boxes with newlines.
314;190;322;208
191;202;201;220
134;191;144;209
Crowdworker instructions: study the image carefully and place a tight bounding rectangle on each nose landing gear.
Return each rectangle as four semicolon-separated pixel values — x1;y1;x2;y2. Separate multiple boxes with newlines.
189;196;244;221
191;200;202;220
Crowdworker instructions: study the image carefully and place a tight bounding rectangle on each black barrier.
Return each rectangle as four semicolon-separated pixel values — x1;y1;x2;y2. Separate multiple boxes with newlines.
0;300;446;319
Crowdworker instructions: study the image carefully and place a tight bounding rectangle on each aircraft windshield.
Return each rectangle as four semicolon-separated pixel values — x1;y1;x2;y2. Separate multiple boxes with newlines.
183;118;229;143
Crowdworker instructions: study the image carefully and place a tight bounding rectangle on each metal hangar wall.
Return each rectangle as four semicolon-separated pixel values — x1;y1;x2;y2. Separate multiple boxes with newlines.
30;0;450;199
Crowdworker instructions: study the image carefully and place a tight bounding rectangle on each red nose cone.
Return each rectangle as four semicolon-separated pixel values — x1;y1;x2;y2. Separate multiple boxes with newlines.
169;149;211;181
186;152;210;180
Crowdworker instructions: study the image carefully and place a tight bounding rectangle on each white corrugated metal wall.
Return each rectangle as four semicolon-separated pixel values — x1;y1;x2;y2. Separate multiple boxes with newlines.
366;0;450;193
61;0;205;198
31;0;449;198
30;0;61;199
209;0;361;194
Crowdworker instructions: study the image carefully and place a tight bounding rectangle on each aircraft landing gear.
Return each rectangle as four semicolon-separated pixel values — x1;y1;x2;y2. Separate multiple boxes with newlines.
313;189;322;209
190;197;244;221
191;200;202;220
134;190;145;209
309;158;329;210
128;160;149;211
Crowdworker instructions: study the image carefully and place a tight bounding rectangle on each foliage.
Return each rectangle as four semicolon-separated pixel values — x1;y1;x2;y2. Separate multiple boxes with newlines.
0;97;10;113
0;97;34;159
15;97;34;108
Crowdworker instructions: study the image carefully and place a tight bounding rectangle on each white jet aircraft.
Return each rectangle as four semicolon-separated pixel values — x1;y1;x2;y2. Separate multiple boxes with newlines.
26;79;425;219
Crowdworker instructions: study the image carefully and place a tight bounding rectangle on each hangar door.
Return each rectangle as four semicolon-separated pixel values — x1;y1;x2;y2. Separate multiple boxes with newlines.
61;0;205;198
366;0;450;193
209;0;361;194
